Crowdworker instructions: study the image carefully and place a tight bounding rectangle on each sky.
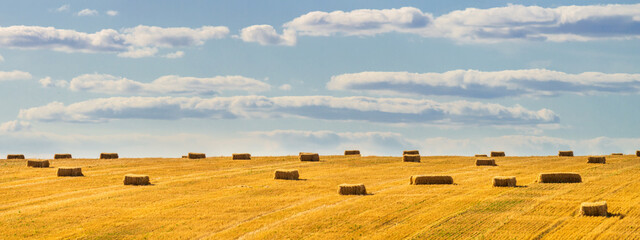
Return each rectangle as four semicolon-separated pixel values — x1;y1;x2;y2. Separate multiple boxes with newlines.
1;0;640;158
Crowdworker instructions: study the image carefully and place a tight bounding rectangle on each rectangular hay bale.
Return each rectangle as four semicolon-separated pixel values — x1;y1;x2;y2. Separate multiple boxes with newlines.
611;153;623;156
188;152;206;159
538;173;582;183
491;151;505;157
299;152;319;161
54;154;72;159
7;154;25;159
274;169;299;180
100;153;119;159
637;150;640;157
338;183;367;195
57;167;83;177
232;153;251;160
475;154;488;157
588;156;606;164
27;160;50;168
410;175;453;185
559;151;574;157
493;176;516;187
344;150;360;155
581;201;607;217
403;154;420;162
476;159;496;166
123;174;150;185
403;150;419;155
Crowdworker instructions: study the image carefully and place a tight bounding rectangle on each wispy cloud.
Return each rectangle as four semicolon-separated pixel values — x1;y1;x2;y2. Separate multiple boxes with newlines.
106;10;118;16
0;70;32;81
77;8;98;16
0;120;30;133
164;50;184;59
55;4;70;12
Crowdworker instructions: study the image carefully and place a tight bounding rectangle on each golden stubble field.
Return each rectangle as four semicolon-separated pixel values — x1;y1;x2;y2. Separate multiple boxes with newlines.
1;154;640;239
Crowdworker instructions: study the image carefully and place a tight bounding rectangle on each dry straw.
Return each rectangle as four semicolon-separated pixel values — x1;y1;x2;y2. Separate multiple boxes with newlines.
611;153;623;156
338;184;367;195
403;150;419;155
475;154;488;157
410;175;453;185
344;150;361;156
491;151;505;157
232;153;251;160
588;156;606;164
403;154;421;162
57;167;83;177
100;153;119;159
27;160;50;168
54;154;72;159
299;152;319;162
274;169;299;180
123;174;150;185
493;176;516;187
538;173;582;183
476;159;496;166
580;201;607;217
7;154;25;159
559;151;574;157
188;152;206;159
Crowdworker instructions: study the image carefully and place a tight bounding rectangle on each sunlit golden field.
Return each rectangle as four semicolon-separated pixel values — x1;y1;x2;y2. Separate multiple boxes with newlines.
2;154;640;239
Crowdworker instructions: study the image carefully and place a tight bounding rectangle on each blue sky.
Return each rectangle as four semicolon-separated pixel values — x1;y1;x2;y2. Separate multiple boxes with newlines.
1;1;639;157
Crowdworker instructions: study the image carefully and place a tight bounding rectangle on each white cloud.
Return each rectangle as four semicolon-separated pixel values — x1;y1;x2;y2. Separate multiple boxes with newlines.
0;25;229;57
328;69;640;98
0;54;4;62
239;25;296;46
164;50;184;59
55;4;70;12
278;84;292;91
0;120;31;133
17;95;557;125
106;10;118;16
117;47;158;58
58;73;271;95
77;9;98;16
0;70;32;81
39;76;69;88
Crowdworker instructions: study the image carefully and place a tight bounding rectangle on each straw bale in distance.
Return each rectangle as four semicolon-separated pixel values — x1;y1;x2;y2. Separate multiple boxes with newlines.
538;173;582;183
274;169;299;180
476;159;496;166
344;150;360;155
181;155;188;158
475;154;488;157
637;150;640;157
410;175;453;185
299;152;319;162
57;167;83;177
188;152;206;159
338;184;367;195
403;154;420;162
27;160;50;168
588;156;606;164
559;151;574;157
580;201;608;217
123;174;150;185
7;154;25;159
403;150;419;155
54;154;72;159
611;153;623;155
491;151;505;157
232;153;251;160
493;176;516;187
100;153;119;159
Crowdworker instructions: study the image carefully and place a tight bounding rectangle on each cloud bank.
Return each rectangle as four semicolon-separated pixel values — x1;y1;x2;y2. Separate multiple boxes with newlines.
0;70;32;81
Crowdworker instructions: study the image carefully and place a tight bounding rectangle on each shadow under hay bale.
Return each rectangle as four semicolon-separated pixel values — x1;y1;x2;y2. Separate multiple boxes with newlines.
232;153;251;160
410;175;453;185
403;150;419;155
54;154;72;159
344;150;360;156
476;159;496;166
493;176;516;187
57;167;83;177
581;201;608;217
100;153;119;159
27;160;50;168
491;151;505;157
274;169;299;180
475;154;488;157
299;152;319;162
588;156;606;164
538;173;582;183
559;151;574;157
7;154;25;159
188;153;206;159
124;174;150;185
338;184;367;195
403;154;420;162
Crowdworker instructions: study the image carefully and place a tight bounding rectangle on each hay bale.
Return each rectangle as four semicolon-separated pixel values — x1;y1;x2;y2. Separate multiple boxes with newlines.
100;153;119;159
344;150;360;155
580;201;608;217
57;167;83;177
7;154;25;159
403;154;420;162
232;153;251;160
123;174;150;185
27;160;50;168
54;154;72;159
491;151;505;157
403;150;419;155
299;152;319;162
188;152;206;159
538;173;582;183
181;155;188;158
611;153;623;156
588;156;606;164
637;150;640;157
476;159;496;166
475;154;488;157
338;184;367;195
410;175;453;185
493;176;516;187
559;151;574;157
274;169;299;180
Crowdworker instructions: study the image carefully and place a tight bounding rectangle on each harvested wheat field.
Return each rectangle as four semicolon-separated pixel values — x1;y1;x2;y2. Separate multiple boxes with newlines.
1;155;640;239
